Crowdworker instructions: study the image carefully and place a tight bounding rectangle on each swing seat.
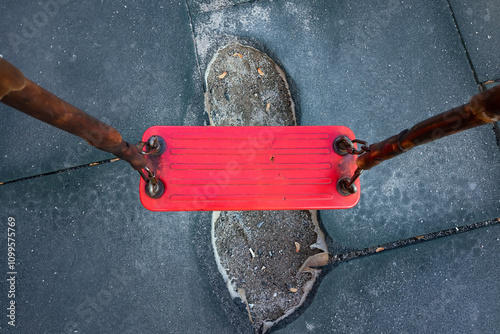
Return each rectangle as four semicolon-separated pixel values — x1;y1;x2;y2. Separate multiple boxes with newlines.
139;126;360;211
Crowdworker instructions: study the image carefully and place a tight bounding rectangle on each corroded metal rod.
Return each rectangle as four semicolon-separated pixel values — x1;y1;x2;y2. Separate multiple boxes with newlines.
356;85;500;170
0;58;147;171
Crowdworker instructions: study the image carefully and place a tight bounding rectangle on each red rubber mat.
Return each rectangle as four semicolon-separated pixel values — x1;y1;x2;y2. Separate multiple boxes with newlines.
139;126;360;211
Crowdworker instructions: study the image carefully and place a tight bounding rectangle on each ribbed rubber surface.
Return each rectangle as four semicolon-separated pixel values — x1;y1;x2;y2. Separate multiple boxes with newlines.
140;126;360;211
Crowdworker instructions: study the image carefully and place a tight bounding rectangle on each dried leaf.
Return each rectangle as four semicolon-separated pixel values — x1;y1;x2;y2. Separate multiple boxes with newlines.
266;102;271;112
415;235;425;240
217;71;227;79
238;288;253;324
269;156;275;162
294;242;301;253
375;247;385;253
257;67;264;75
290;288;298;293
298;253;329;273
232;53;243;58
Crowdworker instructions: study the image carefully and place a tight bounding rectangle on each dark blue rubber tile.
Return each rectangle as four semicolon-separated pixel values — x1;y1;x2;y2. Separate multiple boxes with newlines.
192;0;500;249
448;0;500;82
187;0;254;13
0;162;234;333
486;81;500;89
276;223;500;333
0;0;204;182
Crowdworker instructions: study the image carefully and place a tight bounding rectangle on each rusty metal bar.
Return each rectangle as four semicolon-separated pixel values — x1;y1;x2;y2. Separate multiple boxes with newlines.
356;85;500;170
0;58;147;171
